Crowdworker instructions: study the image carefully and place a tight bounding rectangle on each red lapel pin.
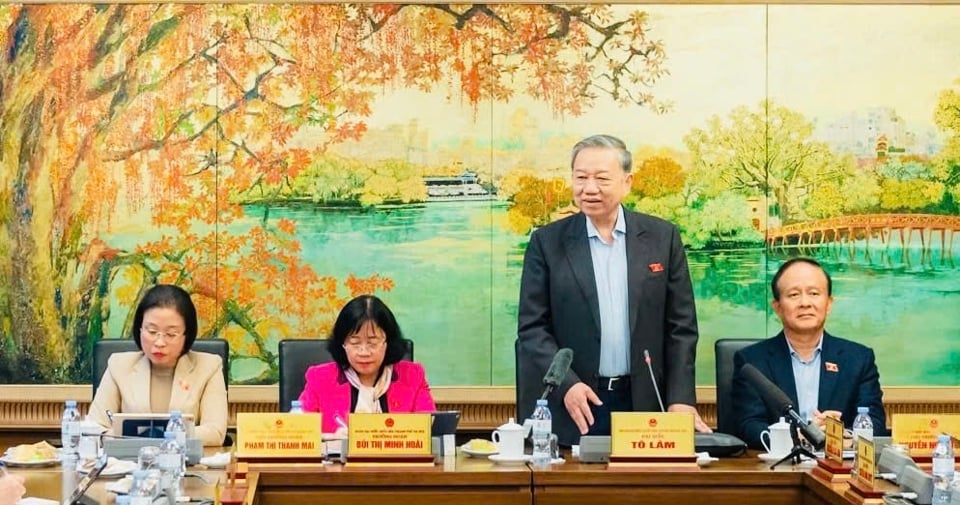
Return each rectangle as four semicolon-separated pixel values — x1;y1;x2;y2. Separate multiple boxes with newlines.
825;362;839;372
648;263;664;272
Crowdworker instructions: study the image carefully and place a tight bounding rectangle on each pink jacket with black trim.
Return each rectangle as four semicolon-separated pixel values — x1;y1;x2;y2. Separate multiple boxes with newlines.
298;360;436;433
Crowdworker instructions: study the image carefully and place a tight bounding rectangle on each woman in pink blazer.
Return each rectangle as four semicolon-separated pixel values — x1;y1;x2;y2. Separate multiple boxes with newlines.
298;295;436;434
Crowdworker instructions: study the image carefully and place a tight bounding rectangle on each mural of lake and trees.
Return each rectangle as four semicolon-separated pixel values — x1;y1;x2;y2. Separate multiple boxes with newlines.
1;4;958;388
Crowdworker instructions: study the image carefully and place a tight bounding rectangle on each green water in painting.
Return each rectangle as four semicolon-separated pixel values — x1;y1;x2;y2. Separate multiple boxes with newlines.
236;201;960;387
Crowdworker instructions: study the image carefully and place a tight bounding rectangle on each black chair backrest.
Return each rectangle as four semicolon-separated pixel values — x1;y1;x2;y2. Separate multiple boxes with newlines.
92;339;230;395
714;338;761;435
277;339;413;412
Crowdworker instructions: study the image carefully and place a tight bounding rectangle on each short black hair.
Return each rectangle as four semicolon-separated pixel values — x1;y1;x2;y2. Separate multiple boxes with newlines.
771;257;833;301
131;284;198;355
327;295;409;369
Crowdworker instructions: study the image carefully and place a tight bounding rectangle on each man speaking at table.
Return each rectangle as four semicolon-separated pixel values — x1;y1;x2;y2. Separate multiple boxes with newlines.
516;134;710;447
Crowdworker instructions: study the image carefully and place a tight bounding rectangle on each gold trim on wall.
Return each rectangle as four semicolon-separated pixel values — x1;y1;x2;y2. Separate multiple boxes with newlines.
0;385;955;431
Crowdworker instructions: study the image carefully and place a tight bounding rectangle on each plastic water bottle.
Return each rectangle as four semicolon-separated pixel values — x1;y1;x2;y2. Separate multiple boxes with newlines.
61;453;78;504
290;400;304;414
166;410;187;447
531;399;552;468
128;470;155;505
61;400;81;456
932;434;955;504
850;406;873;472
60;402;80;450
158;431;184;499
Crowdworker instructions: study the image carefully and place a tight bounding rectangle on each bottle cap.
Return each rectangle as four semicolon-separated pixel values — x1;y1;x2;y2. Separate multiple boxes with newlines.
66;400;77;407
938;434;951;443
857;406;869;414
536;399;548;406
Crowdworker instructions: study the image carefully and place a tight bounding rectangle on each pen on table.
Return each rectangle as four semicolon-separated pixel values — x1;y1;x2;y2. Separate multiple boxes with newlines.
105;409;114;425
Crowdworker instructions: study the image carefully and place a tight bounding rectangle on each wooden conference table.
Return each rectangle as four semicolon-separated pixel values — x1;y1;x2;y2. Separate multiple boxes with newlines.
12;451;881;505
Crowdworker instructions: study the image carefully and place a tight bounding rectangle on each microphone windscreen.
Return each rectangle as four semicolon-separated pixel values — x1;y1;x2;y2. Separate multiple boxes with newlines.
543;348;574;387
799;418;827;450
739;363;792;414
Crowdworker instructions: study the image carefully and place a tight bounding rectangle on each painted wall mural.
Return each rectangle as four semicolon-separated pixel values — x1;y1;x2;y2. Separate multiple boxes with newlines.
1;4;958;387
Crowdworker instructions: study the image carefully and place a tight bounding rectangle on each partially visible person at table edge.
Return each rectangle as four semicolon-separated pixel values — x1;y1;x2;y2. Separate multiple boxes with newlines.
0;472;26;505
298;295;436;434
88;284;228;446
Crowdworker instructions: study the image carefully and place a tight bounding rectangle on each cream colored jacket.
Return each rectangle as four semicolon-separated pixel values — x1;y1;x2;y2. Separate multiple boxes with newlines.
89;350;228;446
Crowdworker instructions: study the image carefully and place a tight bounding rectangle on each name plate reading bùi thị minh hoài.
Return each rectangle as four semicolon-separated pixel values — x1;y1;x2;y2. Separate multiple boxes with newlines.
347;413;433;465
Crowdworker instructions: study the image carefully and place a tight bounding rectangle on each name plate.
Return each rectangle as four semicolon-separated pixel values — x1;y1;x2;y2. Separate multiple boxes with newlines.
892;414;960;457
236;413;322;458
610;412;695;457
348;413;432;456
824;415;844;464
853;436;876;486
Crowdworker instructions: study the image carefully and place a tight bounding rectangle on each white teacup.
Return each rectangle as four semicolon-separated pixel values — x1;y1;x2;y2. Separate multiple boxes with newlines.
761;417;793;456
492;418;525;459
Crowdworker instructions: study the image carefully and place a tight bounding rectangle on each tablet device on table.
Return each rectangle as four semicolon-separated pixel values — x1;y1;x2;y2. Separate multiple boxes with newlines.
67;455;107;505
431;410;460;436
111;412;196;439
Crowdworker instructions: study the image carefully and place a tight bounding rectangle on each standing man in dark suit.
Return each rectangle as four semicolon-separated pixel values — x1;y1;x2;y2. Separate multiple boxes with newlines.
516;134;710;447
732;258;886;449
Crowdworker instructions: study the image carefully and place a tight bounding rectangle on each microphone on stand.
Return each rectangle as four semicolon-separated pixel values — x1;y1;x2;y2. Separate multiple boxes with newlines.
643;349;665;412
739;363;826;450
540;348;574;400
646;348;749;457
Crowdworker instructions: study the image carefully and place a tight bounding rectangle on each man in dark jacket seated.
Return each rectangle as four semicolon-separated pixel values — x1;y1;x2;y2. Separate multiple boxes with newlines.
733;258;886;450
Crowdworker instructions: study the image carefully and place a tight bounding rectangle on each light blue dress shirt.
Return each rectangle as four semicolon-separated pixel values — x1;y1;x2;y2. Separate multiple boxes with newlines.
586;206;630;377
786;334;823;423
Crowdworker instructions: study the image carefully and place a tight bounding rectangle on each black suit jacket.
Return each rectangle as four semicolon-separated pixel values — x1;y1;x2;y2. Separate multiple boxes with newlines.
516;209;699;446
732;331;887;449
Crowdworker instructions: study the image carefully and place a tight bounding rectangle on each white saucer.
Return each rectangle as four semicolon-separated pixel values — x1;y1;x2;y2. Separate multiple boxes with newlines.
758;452;815;464
489;454;531;465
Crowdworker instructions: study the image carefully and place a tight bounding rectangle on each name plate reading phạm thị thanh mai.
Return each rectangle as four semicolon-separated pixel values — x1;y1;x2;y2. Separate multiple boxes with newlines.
236;412;322;458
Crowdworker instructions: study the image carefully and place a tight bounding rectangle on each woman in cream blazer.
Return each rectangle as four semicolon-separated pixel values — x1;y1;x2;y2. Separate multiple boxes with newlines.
88;285;227;446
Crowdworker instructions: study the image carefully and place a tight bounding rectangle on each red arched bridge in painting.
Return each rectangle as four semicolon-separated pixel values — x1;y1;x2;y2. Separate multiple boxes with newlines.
766;214;960;251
